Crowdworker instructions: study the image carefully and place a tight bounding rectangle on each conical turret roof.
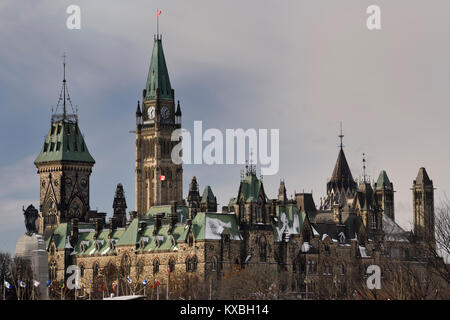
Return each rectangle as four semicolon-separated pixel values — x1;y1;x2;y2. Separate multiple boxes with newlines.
144;36;173;100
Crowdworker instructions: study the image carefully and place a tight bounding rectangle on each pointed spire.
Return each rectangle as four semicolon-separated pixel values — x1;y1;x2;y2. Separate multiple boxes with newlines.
376;170;393;190
144;37;173;100
415;167;432;185
327;129;356;194
175;100;181;115
136;100;142;116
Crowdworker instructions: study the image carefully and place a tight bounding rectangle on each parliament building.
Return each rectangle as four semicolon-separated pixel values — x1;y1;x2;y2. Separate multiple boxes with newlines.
34;33;440;299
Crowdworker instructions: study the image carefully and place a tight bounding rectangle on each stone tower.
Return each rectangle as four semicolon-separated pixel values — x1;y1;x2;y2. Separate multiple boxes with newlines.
374;170;395;221
412;167;435;242
34;59;95;238
187;176;200;219
135;35;183;215
113;183;127;227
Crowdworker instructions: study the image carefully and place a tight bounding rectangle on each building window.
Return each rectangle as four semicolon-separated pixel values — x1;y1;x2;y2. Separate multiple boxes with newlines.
137;260;144;275
153;259;159;274
307;261;311;274
79;264;85;278
93;263;100;279
339;264;345;275
169;258;176;273
211;256;217;271
49;260;57;280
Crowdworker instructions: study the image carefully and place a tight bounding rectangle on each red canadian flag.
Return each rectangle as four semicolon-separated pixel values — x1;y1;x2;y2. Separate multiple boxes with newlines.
160;175;166;181
157;10;162;17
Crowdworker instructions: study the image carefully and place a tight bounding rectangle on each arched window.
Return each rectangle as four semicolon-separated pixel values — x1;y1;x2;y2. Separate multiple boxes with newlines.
93;262;100;279
211;256;217;271
192;256;198;271
153;259;160;274
339;264;345;275
257;201;262;222
185;258;191;272
137;260;144;275
49;259;57;280
169;258;176;273
79;264;85;278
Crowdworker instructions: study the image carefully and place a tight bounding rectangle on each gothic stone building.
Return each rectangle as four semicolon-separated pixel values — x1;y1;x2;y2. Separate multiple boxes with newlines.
35;34;437;298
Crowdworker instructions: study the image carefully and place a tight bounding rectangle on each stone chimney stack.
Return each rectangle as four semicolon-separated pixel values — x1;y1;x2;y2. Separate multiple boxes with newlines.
168;201;178;234
153;213;163;235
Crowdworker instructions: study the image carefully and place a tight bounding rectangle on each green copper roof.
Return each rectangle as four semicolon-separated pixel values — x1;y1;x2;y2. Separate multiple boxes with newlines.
116;218;139;246
144;38;173;100
34;120;95;165
272;204;306;242
191;212;242;241
201;186;215;203
144;205;189;223
376;170;392;190
47;222;70;249
239;174;268;203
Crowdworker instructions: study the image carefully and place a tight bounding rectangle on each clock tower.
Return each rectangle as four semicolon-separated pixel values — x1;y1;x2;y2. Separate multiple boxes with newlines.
135;35;183;215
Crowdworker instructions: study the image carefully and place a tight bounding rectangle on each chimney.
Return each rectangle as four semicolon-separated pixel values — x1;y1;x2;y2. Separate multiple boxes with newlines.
109;217;116;236
168;201;178;234
129;211;138;220
153;213;163;235
70;218;79;246
138;221;147;236
94;218;102;239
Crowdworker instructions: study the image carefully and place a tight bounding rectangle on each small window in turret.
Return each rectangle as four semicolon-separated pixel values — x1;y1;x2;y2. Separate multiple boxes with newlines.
51;125;55;135
50;142;55;151
81;142;85;152
44;143;49;152
66;142;70;152
74;142;78;151
57;125;62;135
56;142;61;151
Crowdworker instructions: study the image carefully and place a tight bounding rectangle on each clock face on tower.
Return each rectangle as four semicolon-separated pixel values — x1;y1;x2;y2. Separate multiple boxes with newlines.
147;106;156;120
161;106;170;119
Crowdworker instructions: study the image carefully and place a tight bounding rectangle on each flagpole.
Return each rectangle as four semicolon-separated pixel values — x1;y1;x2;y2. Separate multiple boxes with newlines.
157;9;159;36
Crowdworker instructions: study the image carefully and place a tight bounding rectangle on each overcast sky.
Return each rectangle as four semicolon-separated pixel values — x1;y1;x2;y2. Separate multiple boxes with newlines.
1;0;449;253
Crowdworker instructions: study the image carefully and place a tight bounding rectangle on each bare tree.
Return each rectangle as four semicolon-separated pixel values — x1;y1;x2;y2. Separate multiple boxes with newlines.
0;252;13;300
11;256;33;300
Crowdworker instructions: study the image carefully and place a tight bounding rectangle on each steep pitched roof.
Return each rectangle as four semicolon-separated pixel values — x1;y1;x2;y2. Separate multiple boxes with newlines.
201;185;215;203
415;167;432;185
116;218;139;246
238;174;268;203
330;148;354;183
272;204;306;242
376;170;393;190
34;120;95;164
192;212;242;241
144;37;173;100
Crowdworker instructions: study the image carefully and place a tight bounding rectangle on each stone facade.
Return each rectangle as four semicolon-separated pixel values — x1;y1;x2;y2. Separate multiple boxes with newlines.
36;34;440;299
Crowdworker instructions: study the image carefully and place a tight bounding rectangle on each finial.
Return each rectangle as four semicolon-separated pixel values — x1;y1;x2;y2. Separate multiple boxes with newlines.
156;10;162;37
338;121;344;149
362;153;367;183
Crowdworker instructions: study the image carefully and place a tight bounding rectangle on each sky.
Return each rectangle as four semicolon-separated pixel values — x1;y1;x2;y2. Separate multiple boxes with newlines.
0;0;449;253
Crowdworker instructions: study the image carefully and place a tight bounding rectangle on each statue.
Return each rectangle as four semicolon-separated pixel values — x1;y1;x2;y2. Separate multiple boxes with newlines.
23;204;39;235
